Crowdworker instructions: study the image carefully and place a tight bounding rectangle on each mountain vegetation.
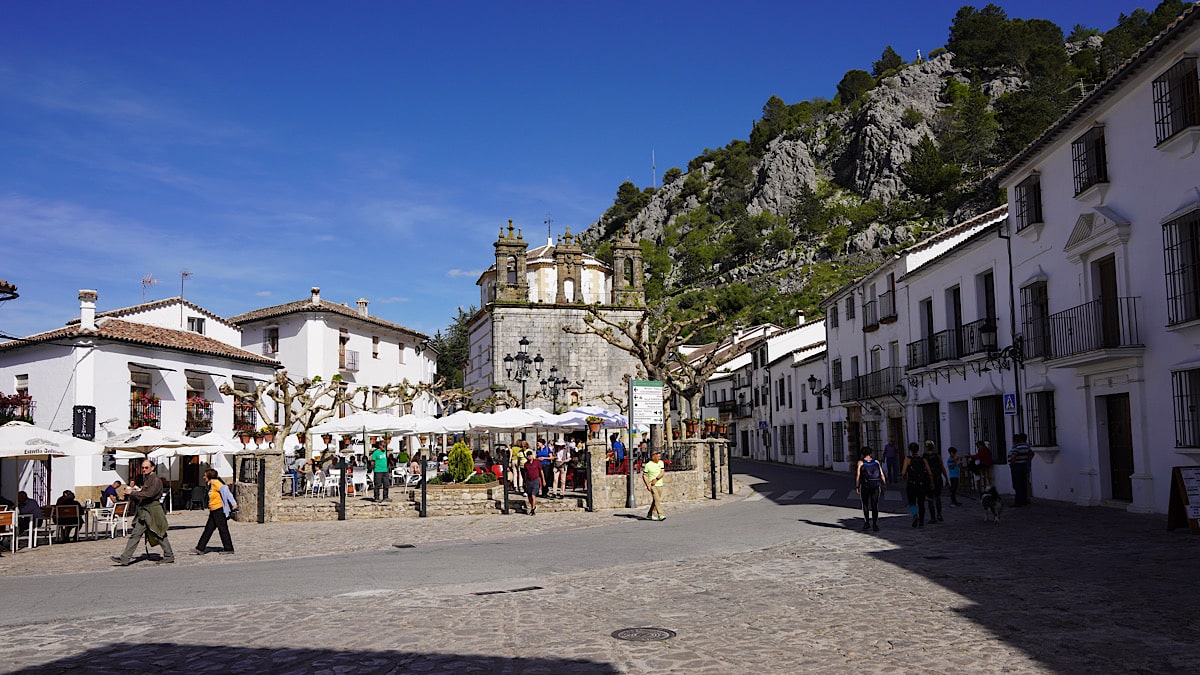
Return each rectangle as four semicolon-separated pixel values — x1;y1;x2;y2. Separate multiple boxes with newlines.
577;1;1189;343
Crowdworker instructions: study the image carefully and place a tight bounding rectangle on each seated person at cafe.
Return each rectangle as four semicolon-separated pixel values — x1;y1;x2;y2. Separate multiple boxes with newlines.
16;491;42;535
101;481;122;507
54;490;84;542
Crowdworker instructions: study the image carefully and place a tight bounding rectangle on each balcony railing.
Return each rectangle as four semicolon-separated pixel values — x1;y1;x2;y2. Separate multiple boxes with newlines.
736;404;753;418
862;300;879;332
233;400;257;433
185;399;214;433
839;377;863;401
879;290;898;323
0;395;35;424
931;328;962;362
130;399;161;429
341;349;360;372
1044;297;1142;361
857;367;902;399
960;318;997;357
907;338;932;370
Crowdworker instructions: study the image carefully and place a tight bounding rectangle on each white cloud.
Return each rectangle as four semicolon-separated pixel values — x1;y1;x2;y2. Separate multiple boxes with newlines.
256;291;272;297
374;296;409;304
446;268;484;279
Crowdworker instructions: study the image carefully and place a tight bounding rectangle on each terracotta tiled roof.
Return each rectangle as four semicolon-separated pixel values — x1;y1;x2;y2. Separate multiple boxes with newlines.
228;299;428;341
0;318;280;366
993;2;1200;184
64;296;233;328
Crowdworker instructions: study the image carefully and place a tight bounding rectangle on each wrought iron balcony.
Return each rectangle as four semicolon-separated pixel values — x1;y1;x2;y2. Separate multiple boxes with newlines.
1044;297;1142;362
960;318;997;357
879;290;898;323
839;377;863;401
862;300;879;332
931;328;962;363
185;399;214;433
233;400;257;433
130;398;161;429
907;337;932;370
857;367;902;399
736;403;754;418
0;394;35;424
340;349;360;372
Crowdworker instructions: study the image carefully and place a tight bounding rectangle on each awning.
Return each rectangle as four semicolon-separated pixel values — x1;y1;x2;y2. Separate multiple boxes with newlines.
185;368;225;377
129;362;177;372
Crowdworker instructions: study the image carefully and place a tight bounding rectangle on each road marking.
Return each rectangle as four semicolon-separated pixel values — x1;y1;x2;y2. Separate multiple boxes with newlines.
884;491;903;501
745;491;772;501
846;490;860;501
778;490;805;501
812;489;835;500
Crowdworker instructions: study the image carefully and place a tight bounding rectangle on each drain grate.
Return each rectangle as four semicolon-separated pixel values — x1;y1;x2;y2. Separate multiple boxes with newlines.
471;585;544;596
611;628;677;642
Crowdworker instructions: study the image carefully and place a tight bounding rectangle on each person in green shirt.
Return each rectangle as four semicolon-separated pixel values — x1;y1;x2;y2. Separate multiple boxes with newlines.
370;442;390;502
642;450;666;521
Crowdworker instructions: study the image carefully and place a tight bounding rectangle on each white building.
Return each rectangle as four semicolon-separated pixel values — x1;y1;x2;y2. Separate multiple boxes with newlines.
821;206;1009;472
229;287;437;417
994;4;1200;513
0;291;279;503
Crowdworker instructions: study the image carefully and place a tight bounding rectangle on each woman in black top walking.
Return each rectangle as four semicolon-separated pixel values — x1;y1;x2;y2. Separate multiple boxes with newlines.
901;442;933;528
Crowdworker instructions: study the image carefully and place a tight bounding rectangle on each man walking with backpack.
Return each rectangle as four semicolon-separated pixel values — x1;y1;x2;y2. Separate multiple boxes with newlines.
855;447;886;531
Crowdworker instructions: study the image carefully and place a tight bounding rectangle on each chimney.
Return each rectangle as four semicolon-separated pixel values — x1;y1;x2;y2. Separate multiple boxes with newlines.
356;298;369;317
796;313;806;326
311;287;321;306
78;290;98;332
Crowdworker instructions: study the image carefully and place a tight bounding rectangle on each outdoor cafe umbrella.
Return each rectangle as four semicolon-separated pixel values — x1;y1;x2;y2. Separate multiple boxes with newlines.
0;421;105;504
104;427;222;511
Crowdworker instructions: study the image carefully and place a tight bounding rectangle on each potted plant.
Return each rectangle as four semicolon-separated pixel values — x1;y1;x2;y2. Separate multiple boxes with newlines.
260;424;278;444
717;422;729;435
683;418;698;436
703;417;717;435
585;415;603;433
321;433;334;447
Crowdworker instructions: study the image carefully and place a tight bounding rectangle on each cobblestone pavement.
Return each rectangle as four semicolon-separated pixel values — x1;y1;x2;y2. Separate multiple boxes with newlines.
1;465;1198;674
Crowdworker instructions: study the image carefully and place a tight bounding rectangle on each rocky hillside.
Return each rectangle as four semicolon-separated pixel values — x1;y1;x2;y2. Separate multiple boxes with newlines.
577;1;1189;337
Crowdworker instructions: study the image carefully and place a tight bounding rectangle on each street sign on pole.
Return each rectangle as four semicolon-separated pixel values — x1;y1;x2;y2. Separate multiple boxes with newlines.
630;380;664;425
1003;393;1017;416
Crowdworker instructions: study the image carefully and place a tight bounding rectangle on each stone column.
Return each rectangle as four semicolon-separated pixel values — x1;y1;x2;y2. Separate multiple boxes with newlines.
231;449;284;523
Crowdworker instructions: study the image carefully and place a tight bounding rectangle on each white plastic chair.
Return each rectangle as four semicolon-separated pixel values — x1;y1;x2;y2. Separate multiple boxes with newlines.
323;470;342;497
30;509;54;548
0;510;16;552
95;502;131;539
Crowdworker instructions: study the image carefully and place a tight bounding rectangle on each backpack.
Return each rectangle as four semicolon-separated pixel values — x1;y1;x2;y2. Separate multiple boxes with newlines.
860;459;883;488
906;456;930;486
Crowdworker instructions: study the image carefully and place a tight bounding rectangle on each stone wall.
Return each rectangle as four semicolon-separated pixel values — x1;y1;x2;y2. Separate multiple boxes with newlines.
275;497;417;522
585;439;731;510
423;481;504;516
231;449;283;523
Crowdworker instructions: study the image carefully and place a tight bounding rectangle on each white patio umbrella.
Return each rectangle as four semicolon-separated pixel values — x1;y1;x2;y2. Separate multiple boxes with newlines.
309;411;411;435
472;408;557;431
103;427;223;453
0;421;105;504
0;421;104;458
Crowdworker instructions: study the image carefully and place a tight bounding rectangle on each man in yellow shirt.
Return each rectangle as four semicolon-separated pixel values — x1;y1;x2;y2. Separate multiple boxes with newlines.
642;450;666;521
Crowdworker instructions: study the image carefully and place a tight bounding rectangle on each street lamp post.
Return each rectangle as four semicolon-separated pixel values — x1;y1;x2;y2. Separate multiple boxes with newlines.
502;336;543;409
539;366;572;414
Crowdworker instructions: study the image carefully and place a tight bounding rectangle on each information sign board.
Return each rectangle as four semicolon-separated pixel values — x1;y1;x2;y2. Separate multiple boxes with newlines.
629;380;664;426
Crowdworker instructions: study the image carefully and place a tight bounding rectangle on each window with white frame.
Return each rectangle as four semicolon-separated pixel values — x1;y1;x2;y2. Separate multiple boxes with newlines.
829;305;839;328
1163;208;1200;325
372;336;380;359
1172;368;1200;447
845;296;855;320
187;316;206;335
1071;126;1108;195
1152;57;1200;145
832;421;845;462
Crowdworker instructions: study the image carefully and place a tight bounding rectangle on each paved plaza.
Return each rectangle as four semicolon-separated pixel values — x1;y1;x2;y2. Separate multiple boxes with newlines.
0;461;1197;674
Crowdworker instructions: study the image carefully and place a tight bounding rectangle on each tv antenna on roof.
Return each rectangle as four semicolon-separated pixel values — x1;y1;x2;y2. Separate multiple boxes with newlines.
180;269;192;328
545;212;553;240
141;274;158;301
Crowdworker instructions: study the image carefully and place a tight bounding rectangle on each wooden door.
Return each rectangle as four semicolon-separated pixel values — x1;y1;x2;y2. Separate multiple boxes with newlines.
1105;394;1135;501
1097;256;1120;348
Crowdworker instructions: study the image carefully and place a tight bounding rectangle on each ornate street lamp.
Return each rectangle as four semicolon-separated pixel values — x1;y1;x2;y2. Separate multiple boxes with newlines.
502;336;542;408
539;365;575;414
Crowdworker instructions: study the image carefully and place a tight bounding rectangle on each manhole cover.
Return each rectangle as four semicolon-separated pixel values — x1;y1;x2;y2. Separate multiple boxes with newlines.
611;628;677;642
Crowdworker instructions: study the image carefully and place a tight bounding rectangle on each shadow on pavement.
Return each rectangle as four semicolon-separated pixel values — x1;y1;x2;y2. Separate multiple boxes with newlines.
832;505;1199;673
13;644;621;674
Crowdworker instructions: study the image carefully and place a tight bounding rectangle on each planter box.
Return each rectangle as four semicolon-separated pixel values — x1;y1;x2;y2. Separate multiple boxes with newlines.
424;480;503;516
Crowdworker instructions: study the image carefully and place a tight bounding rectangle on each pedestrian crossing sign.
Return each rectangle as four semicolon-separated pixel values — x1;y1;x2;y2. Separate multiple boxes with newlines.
1003;393;1017;415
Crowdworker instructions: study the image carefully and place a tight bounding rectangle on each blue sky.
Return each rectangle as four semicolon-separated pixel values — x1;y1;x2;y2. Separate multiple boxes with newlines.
0;1;1147;340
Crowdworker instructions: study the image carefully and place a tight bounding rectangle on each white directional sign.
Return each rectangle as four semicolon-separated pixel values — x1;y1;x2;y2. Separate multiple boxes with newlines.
629;380;664;425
